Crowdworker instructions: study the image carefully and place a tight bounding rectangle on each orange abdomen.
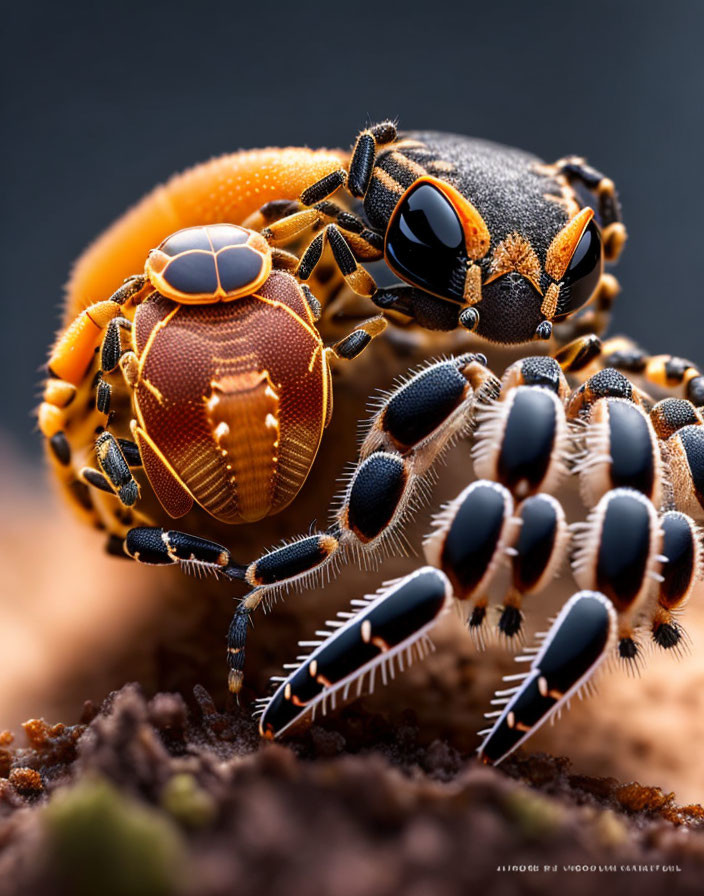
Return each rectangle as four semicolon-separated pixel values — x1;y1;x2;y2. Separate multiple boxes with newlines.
133;273;328;524
65;147;348;320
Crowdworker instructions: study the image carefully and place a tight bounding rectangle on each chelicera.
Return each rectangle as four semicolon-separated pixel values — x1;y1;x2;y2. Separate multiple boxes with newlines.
40;135;704;766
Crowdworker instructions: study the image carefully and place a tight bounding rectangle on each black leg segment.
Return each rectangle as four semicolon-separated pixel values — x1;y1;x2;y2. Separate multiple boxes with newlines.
124;526;246;579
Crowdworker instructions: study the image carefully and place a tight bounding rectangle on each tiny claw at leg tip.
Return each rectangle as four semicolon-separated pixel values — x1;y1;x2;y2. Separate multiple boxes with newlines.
228;669;243;695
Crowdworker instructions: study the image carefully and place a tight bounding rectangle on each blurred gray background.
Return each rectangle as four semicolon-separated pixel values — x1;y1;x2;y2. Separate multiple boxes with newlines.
2;0;702;453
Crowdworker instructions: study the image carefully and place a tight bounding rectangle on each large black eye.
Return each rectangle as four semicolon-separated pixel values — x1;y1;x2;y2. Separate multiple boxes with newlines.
385;182;466;299
555;219;603;319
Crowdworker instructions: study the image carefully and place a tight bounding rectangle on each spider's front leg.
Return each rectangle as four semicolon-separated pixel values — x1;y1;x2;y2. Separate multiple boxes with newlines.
256;566;453;738
477;590;618;764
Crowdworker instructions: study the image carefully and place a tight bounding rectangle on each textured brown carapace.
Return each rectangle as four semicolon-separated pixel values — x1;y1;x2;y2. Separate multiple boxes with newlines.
131;267;330;523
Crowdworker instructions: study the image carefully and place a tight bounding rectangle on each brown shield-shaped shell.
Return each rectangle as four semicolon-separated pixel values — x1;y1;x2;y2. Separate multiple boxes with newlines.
131;270;329;523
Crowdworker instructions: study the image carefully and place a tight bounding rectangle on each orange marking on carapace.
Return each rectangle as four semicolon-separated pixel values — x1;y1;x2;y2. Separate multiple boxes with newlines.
545;206;594;281
393;175;490;262
206;370;281;523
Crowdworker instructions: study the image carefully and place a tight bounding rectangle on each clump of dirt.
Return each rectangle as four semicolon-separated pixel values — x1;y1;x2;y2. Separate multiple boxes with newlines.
0;684;702;896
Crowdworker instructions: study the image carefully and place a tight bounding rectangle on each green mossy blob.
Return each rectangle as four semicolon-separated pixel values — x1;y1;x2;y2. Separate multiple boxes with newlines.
43;776;186;896
161;773;216;830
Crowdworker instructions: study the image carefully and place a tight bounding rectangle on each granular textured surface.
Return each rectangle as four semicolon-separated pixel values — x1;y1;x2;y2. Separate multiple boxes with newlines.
0;685;702;896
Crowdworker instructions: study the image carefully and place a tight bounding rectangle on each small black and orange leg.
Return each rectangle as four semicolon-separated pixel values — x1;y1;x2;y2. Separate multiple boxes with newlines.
81;432;140;506
263;201;383;261
40;272;146;446
124;523;252;689
327;316;388;361
297;223;377;297
597;337;704;406
95;315;133;414
553;156;627;262
277;119;397;207
253;122;398;300
124;526;247;577
346;120;398;198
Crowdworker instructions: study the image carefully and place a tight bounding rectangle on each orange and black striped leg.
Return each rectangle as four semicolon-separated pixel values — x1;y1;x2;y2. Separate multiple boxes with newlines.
124;526;246;579
327;316;387;361
277;119;397;208
553;157;627;263
347;120;398;198
263;202;384;262
598;338;704;406
122;524;257;694
41;274;146;440
297;224;377;298
125;523;252;691
38;379;77;469
241;168;347;229
255;120;396;255
95;315;133;414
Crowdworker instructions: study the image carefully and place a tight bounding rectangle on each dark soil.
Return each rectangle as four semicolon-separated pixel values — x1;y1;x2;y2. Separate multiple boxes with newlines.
0;684;702;896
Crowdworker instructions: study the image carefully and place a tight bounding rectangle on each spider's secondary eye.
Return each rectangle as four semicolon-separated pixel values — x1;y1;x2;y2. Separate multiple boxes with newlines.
385;182;466;299
555;219;603;319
